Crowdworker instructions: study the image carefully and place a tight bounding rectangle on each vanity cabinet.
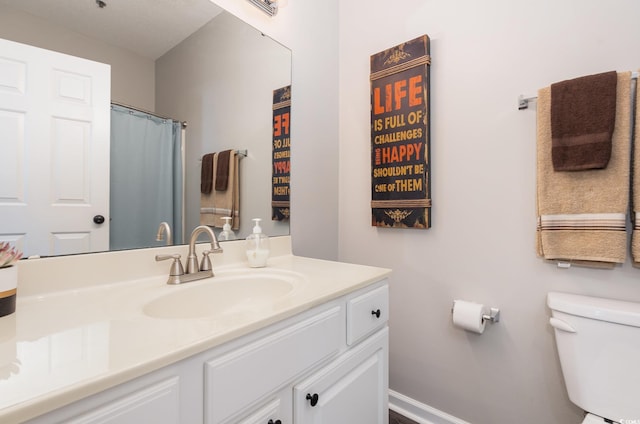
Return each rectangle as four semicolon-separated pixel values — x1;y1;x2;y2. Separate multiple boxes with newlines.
204;279;389;424
24;280;389;424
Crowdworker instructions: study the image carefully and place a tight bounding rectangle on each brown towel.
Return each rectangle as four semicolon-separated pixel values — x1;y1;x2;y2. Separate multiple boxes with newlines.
200;153;214;194
200;151;240;229
215;149;232;191
536;72;631;267
551;71;617;171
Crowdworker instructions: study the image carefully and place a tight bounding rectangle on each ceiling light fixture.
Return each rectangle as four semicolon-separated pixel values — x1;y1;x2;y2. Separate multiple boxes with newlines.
247;0;278;17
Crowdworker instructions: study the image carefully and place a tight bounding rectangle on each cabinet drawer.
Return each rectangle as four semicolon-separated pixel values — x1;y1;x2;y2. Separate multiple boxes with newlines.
204;306;342;424
347;284;388;345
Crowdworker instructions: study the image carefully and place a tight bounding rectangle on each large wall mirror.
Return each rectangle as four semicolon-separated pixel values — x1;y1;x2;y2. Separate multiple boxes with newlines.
0;0;291;258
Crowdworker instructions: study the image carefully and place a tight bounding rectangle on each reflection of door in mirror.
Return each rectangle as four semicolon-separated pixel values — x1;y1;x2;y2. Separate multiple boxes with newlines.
0;38;110;257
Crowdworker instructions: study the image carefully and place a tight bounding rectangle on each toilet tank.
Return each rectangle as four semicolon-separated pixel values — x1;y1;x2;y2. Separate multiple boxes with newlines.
547;292;640;422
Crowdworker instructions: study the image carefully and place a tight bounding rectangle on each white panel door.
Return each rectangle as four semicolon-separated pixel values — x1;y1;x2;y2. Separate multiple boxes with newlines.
0;38;110;257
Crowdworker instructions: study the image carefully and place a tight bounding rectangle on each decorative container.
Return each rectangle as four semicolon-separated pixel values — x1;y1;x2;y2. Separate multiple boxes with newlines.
0;265;17;318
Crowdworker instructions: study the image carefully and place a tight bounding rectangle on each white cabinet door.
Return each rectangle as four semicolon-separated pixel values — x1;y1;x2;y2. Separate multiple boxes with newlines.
0;38;110;257
26;377;181;424
66;377;180;424
293;328;388;424
236;397;286;424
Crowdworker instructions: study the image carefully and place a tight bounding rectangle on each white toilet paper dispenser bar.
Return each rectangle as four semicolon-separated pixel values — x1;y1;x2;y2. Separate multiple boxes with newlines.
483;307;500;324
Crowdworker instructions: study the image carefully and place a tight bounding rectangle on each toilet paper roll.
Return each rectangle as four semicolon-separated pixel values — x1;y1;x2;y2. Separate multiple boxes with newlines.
452;300;486;334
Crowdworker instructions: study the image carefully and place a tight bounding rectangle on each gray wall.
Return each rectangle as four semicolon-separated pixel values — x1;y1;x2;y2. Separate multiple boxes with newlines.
155;12;291;240
337;1;640;423
211;0;340;261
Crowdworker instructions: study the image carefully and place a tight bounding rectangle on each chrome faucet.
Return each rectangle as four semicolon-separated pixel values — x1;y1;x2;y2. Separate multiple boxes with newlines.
155;225;223;285
186;225;222;274
156;222;172;245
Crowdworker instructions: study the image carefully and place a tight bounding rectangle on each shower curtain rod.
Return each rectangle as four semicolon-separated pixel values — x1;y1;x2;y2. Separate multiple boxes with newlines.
111;101;187;128
198;150;248;160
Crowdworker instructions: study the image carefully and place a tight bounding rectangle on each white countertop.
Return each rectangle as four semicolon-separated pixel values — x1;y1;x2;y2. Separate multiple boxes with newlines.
0;237;390;423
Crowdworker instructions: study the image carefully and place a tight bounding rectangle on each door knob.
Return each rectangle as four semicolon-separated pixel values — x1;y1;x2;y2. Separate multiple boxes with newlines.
306;393;319;407
93;215;105;224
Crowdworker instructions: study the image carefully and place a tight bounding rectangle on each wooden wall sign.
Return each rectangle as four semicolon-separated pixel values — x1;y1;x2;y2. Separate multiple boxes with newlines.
370;35;431;229
272;85;291;221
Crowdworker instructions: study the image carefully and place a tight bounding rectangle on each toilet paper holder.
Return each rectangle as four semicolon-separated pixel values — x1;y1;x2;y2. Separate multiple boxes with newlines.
483;307;501;324
450;304;501;324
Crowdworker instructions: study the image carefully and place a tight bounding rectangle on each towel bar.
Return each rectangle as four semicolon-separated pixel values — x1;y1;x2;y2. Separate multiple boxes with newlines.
517;71;639;110
199;150;247;161
518;95;537;110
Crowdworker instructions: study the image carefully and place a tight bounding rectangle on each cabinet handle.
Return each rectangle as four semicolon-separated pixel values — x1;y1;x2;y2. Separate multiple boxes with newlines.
268;420;282;424
371;309;381;318
306;393;319;407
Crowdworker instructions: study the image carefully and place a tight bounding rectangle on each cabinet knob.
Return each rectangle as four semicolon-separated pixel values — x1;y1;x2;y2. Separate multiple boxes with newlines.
268;420;282;424
371;309;381;318
306;393;319;407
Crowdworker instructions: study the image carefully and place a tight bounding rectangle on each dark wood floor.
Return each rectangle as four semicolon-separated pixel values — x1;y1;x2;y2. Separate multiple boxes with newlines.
389;409;419;424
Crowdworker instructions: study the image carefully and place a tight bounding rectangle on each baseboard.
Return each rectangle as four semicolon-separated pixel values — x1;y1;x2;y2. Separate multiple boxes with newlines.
388;390;472;424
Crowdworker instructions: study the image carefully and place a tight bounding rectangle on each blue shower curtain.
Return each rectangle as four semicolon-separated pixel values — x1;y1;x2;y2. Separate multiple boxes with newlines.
110;105;184;250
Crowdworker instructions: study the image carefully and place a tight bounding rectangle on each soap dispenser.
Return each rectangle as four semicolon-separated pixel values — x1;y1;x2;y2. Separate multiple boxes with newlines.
218;217;236;241
246;218;269;267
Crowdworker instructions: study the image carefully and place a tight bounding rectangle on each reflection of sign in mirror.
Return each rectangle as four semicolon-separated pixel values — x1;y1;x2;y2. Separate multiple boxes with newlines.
272;85;291;221
370;35;431;229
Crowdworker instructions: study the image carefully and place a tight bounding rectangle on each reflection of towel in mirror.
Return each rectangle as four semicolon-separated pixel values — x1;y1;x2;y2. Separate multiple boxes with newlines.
200;153;214;194
200;151;240;229
215;149;232;191
536;72;631;267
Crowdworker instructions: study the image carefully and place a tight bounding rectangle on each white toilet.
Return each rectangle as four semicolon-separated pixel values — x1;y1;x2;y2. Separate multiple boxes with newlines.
547;292;640;424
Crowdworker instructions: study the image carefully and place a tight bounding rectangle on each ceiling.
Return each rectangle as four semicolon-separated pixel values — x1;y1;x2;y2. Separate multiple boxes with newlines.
0;0;224;59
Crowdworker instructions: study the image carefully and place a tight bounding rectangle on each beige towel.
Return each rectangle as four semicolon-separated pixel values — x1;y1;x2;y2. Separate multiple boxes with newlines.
200;152;240;229
536;72;631;267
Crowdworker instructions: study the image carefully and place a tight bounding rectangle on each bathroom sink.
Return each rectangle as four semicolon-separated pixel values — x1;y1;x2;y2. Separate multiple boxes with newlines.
142;270;305;320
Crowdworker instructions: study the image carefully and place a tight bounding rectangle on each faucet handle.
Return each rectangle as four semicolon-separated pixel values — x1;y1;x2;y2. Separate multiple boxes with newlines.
155;254;185;277
200;250;212;272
